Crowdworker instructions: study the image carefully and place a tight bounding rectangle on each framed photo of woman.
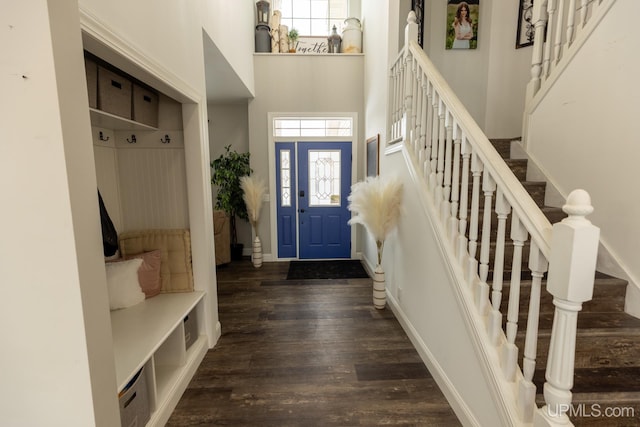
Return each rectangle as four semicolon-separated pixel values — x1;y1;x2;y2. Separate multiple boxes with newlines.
446;0;480;50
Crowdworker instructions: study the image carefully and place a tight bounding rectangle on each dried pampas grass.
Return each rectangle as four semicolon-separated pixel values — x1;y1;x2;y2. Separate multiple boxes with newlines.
240;175;266;230
348;175;403;264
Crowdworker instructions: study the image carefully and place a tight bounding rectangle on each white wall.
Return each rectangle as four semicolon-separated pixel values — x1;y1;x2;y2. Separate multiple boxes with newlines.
359;0;400;265
248;54;365;257
380;149;505;426
0;0;252;423
208;103;252;250
526;0;640;290
201;0;255;96
1;1;119;425
423;0;531;138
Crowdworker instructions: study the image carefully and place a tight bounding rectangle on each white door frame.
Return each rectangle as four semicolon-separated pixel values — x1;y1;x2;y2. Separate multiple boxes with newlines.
267;112;358;261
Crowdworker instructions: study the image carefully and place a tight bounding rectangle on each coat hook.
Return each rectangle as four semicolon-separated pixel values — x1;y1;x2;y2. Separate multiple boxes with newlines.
99;131;110;142
127;134;137;144
160;134;171;144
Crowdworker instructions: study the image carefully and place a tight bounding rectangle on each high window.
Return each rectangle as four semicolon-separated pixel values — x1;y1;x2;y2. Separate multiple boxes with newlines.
273;117;353;137
276;0;349;37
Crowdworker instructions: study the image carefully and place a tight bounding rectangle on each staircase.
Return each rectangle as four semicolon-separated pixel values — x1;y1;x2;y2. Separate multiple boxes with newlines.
491;139;640;426
383;4;638;424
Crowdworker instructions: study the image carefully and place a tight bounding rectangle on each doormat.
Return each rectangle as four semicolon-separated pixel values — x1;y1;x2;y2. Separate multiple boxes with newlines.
286;260;370;280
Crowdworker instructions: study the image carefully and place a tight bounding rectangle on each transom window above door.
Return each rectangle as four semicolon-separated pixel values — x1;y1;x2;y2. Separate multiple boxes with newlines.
275;0;349;36
273;117;353;137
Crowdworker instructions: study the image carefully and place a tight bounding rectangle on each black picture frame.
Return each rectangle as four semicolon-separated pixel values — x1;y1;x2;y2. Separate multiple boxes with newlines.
411;0;424;48
516;0;535;48
366;134;379;177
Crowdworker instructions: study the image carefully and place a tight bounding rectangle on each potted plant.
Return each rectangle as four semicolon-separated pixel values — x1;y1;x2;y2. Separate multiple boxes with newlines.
211;145;252;260
348;175;403;309
288;28;299;53
240;175;266;268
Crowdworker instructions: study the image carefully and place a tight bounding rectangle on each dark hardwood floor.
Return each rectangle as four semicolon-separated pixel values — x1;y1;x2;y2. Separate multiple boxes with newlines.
167;260;461;426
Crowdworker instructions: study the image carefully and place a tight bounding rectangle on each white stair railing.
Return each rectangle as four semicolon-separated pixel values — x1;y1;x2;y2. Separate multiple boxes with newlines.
390;12;600;426
525;0;615;104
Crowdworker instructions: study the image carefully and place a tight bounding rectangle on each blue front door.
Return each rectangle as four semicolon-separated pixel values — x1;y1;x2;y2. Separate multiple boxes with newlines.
276;141;352;259
297;142;352;259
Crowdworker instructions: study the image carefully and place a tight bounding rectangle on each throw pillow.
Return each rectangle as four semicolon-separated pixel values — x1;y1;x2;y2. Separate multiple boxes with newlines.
105;258;145;310
124;250;162;298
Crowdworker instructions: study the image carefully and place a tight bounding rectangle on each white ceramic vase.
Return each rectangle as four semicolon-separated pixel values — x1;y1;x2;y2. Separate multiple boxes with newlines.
373;264;386;309
341;17;362;53
252;235;263;268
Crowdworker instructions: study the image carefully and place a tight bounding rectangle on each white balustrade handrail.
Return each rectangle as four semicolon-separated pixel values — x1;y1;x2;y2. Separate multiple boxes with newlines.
401;40;553;258
388;12;600;426
525;0;614;110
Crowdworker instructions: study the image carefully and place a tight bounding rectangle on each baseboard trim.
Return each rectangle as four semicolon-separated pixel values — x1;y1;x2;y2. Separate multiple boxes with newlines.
386;292;481;427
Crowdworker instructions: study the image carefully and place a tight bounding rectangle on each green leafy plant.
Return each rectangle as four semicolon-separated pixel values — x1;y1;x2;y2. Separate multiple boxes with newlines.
288;28;299;52
288;28;299;42
211;145;252;246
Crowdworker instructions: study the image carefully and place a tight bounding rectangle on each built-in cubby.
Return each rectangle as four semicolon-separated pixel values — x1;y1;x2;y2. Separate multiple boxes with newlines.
111;292;207;426
85;41;211;426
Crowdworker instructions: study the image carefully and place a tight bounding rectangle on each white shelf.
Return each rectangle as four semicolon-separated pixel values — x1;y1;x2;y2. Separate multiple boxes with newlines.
90;108;157;131
110;291;205;391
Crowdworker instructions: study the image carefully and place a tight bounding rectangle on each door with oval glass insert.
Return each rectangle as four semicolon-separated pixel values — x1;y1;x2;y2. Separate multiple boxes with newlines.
275;141;352;259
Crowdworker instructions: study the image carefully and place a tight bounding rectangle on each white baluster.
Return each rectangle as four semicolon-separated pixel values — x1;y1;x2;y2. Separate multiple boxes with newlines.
543;0;557;78
434;99;446;200
535;190;599;426
391;65;399;140
387;68;393;142
553;0;566;65
396;63;403;140
517;241;548;422
400;61;406;139
467;151;483;286
457;138;471;263
526;0;548;100
502;214;528;381
581;0;589;27
476;171;495;316
423;81;434;178
441;111;453;223
488;189;511;345
429;94;441;192
414;70;423;160
449;126;462;241
403;54;413;144
418;75;428;169
565;0;577;49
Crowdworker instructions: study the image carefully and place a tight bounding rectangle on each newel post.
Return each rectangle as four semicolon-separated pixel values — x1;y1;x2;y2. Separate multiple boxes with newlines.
534;190;600;427
404;11;418;51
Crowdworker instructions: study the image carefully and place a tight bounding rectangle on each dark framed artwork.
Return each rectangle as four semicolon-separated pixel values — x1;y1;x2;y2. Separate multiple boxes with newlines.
366;134;379;177
516;0;535;48
411;0;424;48
446;1;480;50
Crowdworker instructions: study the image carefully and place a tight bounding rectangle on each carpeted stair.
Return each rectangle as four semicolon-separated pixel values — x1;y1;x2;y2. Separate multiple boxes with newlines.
488;139;640;425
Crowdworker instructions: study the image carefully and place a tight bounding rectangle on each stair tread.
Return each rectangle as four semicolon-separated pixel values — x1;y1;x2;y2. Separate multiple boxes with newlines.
481;140;638;411
533;366;640;394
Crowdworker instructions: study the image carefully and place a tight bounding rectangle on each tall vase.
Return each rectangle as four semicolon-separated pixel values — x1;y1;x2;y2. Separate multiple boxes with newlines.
252;235;263;268
373;264;386;309
341;17;362;53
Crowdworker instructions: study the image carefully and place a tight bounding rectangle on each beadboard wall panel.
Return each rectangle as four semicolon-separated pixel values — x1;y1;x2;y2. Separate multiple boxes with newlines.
116;147;189;232
92;128;123;232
